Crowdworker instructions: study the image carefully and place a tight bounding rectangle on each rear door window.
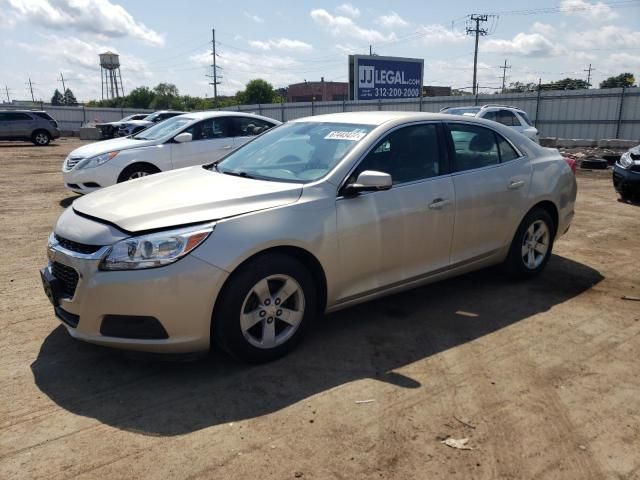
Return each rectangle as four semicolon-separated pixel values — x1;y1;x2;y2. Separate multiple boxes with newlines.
33;112;54;120
6;112;32;121
232;117;276;137
185;118;231;140
448;124;500;172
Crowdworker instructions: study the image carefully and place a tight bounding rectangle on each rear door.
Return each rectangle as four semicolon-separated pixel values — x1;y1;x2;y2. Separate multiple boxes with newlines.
334;122;455;302
0;113;10;138
170;117;234;168
446;122;532;265
7;112;35;137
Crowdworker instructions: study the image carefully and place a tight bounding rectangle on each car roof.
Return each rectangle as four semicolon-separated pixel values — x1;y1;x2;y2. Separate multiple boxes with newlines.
291;111;480;126
0;109;47;113
178;110;281;123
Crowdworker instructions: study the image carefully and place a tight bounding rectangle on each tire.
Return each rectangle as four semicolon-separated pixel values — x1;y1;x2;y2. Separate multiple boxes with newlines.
213;253;316;363
117;164;160;183
31;130;51;146
580;158;608;170
504;208;555;278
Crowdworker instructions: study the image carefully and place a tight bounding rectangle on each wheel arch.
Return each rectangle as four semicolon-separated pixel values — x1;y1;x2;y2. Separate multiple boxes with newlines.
213;245;328;316
529;200;559;236
117;161;161;182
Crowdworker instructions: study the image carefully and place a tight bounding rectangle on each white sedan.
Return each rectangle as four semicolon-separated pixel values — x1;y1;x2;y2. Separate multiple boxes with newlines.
62;111;279;194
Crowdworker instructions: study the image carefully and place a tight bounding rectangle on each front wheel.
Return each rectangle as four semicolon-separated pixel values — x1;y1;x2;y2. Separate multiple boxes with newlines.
117;164;160;183
213;254;316;363
504;208;555;278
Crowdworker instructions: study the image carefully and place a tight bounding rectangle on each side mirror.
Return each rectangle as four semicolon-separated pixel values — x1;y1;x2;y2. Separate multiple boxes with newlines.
344;170;392;195
174;132;192;143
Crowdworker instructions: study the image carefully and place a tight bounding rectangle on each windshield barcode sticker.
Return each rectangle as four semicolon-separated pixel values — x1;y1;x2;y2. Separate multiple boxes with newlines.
325;131;366;141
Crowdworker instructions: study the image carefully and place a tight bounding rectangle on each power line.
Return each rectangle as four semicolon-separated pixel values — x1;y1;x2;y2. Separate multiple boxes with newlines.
584;64;595;87
466;14;489;95
500;59;511;92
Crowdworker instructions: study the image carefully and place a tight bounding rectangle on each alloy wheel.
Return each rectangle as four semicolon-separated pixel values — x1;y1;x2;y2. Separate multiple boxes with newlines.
521;219;550;270
128;171;149;180
240;274;305;349
35;133;49;145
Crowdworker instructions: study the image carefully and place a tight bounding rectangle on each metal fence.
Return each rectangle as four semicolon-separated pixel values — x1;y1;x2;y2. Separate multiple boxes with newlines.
225;87;640;141
3;87;638;140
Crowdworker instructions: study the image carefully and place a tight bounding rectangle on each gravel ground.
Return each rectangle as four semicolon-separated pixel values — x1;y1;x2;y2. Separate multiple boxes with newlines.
0;138;639;480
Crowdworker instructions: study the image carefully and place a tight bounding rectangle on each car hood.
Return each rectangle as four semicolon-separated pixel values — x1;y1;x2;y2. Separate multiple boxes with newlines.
72;166;303;232
68;137;156;158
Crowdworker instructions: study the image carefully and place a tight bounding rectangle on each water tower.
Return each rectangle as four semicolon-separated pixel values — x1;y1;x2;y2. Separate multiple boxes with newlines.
100;51;125;100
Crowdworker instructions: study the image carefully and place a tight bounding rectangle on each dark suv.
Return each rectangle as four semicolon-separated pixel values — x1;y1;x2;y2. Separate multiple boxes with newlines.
0;110;61;146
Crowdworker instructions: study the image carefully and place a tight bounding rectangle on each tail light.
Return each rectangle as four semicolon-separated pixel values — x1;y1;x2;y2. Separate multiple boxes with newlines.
564;157;577;174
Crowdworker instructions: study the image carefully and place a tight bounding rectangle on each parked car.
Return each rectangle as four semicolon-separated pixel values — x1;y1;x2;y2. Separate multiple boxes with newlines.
0;110;60;145
117;110;187;137
440;104;539;143
62;111;279;194
42;112;576;363
96;113;148;139
613;144;640;202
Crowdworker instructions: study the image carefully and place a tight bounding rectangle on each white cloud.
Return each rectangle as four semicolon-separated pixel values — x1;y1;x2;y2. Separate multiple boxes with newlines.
376;11;409;29
249;38;313;52
417;24;466;44
603;52;640;71
5;0;164;46
560;0;618;21
310;8;396;43
568;25;640;49
485;32;565;57
335;3;360;18
530;22;555;37
243;11;264;23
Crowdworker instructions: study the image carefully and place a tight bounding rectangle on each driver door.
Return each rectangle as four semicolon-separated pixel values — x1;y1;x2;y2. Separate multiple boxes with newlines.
334;123;455;303
170;117;234;169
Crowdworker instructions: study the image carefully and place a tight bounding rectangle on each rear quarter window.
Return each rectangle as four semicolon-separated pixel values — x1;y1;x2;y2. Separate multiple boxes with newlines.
33;112;54;121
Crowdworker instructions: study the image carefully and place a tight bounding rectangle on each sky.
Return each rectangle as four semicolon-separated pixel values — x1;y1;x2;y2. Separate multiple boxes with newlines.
1;0;639;102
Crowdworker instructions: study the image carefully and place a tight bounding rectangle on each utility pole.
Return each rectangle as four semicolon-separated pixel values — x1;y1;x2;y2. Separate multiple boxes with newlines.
466;14;488;95
26;78;35;102
4;85;10;103
500;59;511;92
584;64;595;88
58;72;67;93
369;44;372;55
205;28;221;107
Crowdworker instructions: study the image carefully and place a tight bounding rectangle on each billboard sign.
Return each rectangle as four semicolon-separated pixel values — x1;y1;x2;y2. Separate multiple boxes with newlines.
349;55;423;100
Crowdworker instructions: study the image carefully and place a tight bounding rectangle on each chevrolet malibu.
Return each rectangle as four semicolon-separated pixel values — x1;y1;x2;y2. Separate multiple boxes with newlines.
41;112;577;363
62;111;279;194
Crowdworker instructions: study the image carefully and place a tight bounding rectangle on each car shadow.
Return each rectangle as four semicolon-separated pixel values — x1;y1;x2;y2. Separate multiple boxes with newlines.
0;143;59;148
32;255;603;436
59;195;81;208
617;197;640;207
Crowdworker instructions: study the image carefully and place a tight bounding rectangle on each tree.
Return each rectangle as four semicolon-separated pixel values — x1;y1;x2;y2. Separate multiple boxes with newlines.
63;88;78;105
51;89;64;105
504;82;538;93
237;79;276;104
600;73;636;89
542;78;589;90
125;86;156;109
150;83;179;109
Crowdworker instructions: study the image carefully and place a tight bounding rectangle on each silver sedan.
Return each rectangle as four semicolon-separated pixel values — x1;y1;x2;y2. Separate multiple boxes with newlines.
41;112;577;363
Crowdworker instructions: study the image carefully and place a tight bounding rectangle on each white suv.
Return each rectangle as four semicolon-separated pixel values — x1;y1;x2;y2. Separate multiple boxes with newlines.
63;111;279;194
441;104;539;143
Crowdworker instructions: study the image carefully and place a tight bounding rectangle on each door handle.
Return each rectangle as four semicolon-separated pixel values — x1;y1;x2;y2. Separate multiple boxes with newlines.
508;180;525;190
222;145;233;150
428;198;450;210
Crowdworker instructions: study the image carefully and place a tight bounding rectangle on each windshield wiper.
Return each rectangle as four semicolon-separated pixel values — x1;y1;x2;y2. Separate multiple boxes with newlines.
221;169;256;179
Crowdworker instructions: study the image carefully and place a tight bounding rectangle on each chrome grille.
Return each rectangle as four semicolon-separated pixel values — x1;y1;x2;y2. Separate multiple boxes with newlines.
65;156;84;170
54;234;103;255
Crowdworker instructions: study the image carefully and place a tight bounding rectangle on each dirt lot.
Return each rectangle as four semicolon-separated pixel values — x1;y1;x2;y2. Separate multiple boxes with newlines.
0;138;639;480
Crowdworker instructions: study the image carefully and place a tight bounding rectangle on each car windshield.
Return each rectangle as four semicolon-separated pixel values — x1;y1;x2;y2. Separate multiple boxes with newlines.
442;107;482;116
215;122;375;182
120;114;137;122
143;113;161;122
133;116;192;140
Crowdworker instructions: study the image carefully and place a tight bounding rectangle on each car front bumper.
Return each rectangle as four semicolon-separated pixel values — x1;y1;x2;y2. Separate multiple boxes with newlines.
41;236;228;354
613;163;640;196
62;163;122;194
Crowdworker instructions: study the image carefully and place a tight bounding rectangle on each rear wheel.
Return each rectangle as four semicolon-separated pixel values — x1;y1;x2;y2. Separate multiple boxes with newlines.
213;254;316;363
117;164;160;183
505;208;555;278
32;130;51;146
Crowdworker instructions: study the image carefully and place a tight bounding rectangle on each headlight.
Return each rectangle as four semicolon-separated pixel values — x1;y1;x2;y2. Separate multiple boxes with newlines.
100;224;214;271
76;151;119;170
619;151;634;169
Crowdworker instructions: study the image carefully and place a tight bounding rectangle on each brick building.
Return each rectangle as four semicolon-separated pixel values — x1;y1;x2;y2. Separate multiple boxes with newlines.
287;78;348;103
